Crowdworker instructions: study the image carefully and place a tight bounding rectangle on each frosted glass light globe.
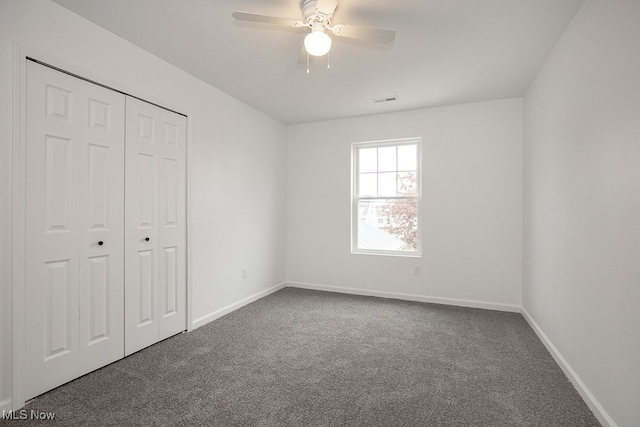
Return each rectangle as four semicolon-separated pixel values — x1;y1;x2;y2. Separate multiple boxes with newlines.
304;30;332;56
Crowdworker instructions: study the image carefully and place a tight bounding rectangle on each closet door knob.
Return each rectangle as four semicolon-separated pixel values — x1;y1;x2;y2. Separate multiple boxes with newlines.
145;237;150;242
98;241;104;246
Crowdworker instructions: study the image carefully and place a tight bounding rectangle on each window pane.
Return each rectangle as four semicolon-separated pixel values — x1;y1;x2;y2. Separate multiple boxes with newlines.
397;144;417;171
357;199;418;252
378;146;396;172
378;172;397;196
359;148;377;173
359;173;377;197
358;199;376;223
398;172;417;196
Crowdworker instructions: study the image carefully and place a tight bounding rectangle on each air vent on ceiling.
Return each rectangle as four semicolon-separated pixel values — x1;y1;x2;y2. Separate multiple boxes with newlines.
372;95;399;104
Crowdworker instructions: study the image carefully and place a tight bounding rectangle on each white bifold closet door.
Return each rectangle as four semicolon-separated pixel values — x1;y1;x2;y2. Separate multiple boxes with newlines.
124;97;187;356
24;60;187;399
25;60;126;399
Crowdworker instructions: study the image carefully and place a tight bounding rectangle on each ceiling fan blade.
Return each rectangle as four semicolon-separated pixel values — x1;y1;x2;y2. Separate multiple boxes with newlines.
332;24;396;44
316;0;339;15
232;11;301;27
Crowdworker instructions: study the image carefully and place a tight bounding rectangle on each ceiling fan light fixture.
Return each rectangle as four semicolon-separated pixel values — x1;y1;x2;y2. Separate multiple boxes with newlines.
304;26;332;56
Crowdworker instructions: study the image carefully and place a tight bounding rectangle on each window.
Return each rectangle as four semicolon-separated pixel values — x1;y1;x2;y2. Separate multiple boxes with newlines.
352;138;421;256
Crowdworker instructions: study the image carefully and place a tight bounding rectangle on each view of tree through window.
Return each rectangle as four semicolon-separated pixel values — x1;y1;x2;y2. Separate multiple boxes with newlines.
352;139;421;256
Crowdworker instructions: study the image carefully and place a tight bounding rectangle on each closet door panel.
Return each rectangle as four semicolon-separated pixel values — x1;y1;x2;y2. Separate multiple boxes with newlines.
157;110;187;341
125;98;159;355
25;62;82;398
78;82;125;375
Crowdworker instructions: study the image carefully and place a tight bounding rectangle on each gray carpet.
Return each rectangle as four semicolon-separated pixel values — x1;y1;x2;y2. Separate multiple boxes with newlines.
3;287;600;426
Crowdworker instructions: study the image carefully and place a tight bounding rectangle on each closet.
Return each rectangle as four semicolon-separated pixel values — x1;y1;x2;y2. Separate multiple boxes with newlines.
24;60;187;399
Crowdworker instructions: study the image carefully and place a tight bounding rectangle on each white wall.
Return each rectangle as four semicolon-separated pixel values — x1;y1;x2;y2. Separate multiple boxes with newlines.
287;99;523;309
523;1;640;426
0;0;287;409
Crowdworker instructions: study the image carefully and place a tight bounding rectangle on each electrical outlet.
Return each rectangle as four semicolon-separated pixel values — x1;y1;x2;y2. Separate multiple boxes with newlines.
241;268;248;279
413;266;421;276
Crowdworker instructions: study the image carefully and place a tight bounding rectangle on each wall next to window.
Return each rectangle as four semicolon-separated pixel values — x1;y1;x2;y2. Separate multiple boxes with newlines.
286;98;522;309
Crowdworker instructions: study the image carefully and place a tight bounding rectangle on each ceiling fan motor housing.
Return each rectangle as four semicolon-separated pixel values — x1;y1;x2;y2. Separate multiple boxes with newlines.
302;0;333;25
302;0;317;20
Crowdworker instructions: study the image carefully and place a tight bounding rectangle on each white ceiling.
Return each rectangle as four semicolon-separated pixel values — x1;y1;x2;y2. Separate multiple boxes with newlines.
51;0;584;125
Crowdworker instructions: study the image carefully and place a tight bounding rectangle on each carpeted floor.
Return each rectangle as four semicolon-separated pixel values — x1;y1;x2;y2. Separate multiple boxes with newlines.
3;287;600;426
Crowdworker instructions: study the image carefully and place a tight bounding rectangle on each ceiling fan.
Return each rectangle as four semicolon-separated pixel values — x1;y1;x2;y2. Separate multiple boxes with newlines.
232;0;396;66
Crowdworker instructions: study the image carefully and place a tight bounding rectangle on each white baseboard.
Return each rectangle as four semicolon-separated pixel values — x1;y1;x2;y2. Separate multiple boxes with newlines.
521;308;616;427
0;398;12;412
286;281;521;313
191;282;286;330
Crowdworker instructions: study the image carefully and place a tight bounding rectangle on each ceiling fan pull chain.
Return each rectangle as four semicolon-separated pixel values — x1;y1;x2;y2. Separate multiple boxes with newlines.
307;52;310;74
327;51;331;69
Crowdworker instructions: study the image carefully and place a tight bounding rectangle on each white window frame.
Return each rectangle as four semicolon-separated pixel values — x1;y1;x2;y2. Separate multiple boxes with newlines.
351;137;422;257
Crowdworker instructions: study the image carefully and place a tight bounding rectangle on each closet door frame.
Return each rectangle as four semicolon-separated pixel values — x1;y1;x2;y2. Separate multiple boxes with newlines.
10;47;193;411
